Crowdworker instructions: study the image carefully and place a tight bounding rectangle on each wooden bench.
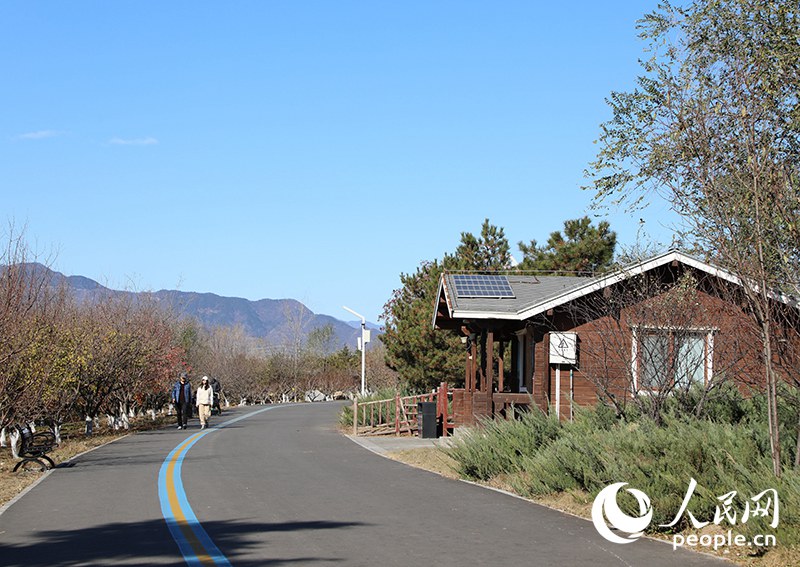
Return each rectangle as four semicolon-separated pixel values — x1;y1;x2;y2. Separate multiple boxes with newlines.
13;424;58;472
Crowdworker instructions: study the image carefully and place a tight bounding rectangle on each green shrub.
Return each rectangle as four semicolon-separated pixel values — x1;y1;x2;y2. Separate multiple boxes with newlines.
445;409;560;481
447;400;800;548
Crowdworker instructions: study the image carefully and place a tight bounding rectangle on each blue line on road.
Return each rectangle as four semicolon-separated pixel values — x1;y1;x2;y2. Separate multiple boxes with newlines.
158;406;277;566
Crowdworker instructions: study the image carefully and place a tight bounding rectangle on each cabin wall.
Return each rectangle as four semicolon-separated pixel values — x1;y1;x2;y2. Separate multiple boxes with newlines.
530;287;778;417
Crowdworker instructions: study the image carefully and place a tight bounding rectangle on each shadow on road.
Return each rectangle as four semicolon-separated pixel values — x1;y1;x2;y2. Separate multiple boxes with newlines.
0;517;368;566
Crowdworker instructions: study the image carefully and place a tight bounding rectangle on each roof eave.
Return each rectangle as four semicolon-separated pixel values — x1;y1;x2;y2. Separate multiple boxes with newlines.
432;277;445;329
449;310;521;320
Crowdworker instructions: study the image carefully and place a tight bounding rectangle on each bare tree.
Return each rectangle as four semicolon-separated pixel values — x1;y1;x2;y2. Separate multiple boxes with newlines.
0;225;64;430
279;301;314;389
366;340;400;392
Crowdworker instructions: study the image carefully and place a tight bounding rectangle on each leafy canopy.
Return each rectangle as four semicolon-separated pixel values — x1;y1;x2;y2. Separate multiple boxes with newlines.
518;216;616;275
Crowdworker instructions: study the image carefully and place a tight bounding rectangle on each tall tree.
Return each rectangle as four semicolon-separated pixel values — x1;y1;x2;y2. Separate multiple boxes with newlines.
517;216;616;274
449;219;513;271
382;220;513;392
381;259;462;392
586;0;800;476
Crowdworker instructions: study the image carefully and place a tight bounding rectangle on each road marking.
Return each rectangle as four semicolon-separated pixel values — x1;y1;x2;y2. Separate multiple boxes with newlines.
158;407;277;566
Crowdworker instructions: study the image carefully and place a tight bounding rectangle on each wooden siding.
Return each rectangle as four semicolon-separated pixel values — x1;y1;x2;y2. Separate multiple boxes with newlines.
531;285;773;416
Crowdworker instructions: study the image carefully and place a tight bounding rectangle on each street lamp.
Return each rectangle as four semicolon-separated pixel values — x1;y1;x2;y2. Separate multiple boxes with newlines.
343;305;370;395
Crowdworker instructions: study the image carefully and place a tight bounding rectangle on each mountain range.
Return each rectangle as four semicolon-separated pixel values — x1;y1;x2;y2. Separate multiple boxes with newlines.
32;264;381;352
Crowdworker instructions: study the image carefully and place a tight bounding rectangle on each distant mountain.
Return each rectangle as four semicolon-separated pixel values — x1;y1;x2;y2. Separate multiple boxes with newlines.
27;264;380;351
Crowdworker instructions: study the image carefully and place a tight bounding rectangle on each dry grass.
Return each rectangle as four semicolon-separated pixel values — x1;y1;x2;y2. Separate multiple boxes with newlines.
0;417;169;509
385;448;461;479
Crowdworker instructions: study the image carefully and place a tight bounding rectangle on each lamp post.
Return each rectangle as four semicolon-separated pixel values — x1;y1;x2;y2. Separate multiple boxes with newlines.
343;305;370;395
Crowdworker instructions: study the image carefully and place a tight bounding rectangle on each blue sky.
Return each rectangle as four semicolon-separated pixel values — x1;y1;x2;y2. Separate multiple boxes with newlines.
2;2;678;324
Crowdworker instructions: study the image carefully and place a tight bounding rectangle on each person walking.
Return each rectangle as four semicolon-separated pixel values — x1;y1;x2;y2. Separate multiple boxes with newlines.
172;374;192;430
196;376;214;429
210;377;222;415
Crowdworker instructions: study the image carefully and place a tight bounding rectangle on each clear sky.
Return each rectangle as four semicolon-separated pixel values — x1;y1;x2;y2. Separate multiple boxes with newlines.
2;1;679;324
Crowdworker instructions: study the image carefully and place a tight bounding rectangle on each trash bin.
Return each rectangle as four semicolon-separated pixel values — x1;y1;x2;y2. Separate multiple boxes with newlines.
417;401;438;439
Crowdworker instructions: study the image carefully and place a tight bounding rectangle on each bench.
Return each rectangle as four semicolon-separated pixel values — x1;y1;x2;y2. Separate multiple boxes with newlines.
12;424;58;472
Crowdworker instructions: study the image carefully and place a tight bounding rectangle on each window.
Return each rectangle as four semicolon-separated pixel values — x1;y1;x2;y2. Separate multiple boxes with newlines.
633;328;712;390
675;334;706;385
639;332;669;390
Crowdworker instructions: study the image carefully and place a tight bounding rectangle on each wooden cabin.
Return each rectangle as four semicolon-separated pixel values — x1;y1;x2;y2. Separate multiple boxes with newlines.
432;250;798;425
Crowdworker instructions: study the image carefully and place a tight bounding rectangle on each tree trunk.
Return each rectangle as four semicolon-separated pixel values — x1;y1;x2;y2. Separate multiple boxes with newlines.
10;428;20;459
759;299;782;478
753;192;782;478
794;411;800;470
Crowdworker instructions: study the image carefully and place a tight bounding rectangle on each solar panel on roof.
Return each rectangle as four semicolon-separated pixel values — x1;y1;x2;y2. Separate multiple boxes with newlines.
452;274;515;298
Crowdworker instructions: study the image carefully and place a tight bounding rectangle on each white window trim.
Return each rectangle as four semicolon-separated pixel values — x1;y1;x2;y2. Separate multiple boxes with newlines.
631;325;718;392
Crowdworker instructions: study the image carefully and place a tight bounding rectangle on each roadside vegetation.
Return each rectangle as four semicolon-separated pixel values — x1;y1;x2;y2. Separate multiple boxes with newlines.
443;386;800;566
0;414;170;508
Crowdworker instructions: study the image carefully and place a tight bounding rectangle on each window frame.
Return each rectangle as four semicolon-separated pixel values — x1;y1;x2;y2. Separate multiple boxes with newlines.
630;325;716;392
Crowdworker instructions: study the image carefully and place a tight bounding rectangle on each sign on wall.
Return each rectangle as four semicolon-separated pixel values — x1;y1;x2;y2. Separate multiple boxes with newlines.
549;332;577;365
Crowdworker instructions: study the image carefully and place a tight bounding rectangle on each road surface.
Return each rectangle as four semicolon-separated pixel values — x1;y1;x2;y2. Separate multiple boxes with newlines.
0;402;728;566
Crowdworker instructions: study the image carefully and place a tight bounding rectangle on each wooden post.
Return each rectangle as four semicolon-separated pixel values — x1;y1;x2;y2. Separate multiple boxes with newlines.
486;331;494;393
498;341;505;393
395;393;401;436
570;368;574;422
352;397;358;436
440;382;449;437
479;331;486;392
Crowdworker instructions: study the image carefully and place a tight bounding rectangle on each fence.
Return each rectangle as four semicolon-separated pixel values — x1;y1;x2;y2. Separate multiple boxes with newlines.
351;383;453;437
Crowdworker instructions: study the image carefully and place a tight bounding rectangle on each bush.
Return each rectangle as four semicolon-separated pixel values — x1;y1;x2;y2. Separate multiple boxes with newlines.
446;400;800;548
446;408;560;481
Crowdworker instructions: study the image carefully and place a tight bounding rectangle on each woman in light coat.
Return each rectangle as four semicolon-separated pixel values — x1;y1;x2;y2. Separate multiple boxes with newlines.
195;376;214;429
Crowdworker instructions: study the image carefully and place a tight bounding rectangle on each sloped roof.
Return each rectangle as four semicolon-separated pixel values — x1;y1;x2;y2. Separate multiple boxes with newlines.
439;274;588;317
433;250;746;327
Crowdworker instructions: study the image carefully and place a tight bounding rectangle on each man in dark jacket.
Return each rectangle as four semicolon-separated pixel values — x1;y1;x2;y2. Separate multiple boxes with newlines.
210;377;222;415
171;374;193;429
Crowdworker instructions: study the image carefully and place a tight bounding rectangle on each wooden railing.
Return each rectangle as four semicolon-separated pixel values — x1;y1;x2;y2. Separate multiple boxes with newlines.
352;383;453;437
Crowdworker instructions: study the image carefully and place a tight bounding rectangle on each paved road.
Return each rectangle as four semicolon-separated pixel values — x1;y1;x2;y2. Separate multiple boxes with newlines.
0;402;728;566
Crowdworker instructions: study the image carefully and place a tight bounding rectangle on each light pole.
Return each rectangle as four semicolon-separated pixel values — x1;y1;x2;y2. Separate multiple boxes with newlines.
343;305;370;395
